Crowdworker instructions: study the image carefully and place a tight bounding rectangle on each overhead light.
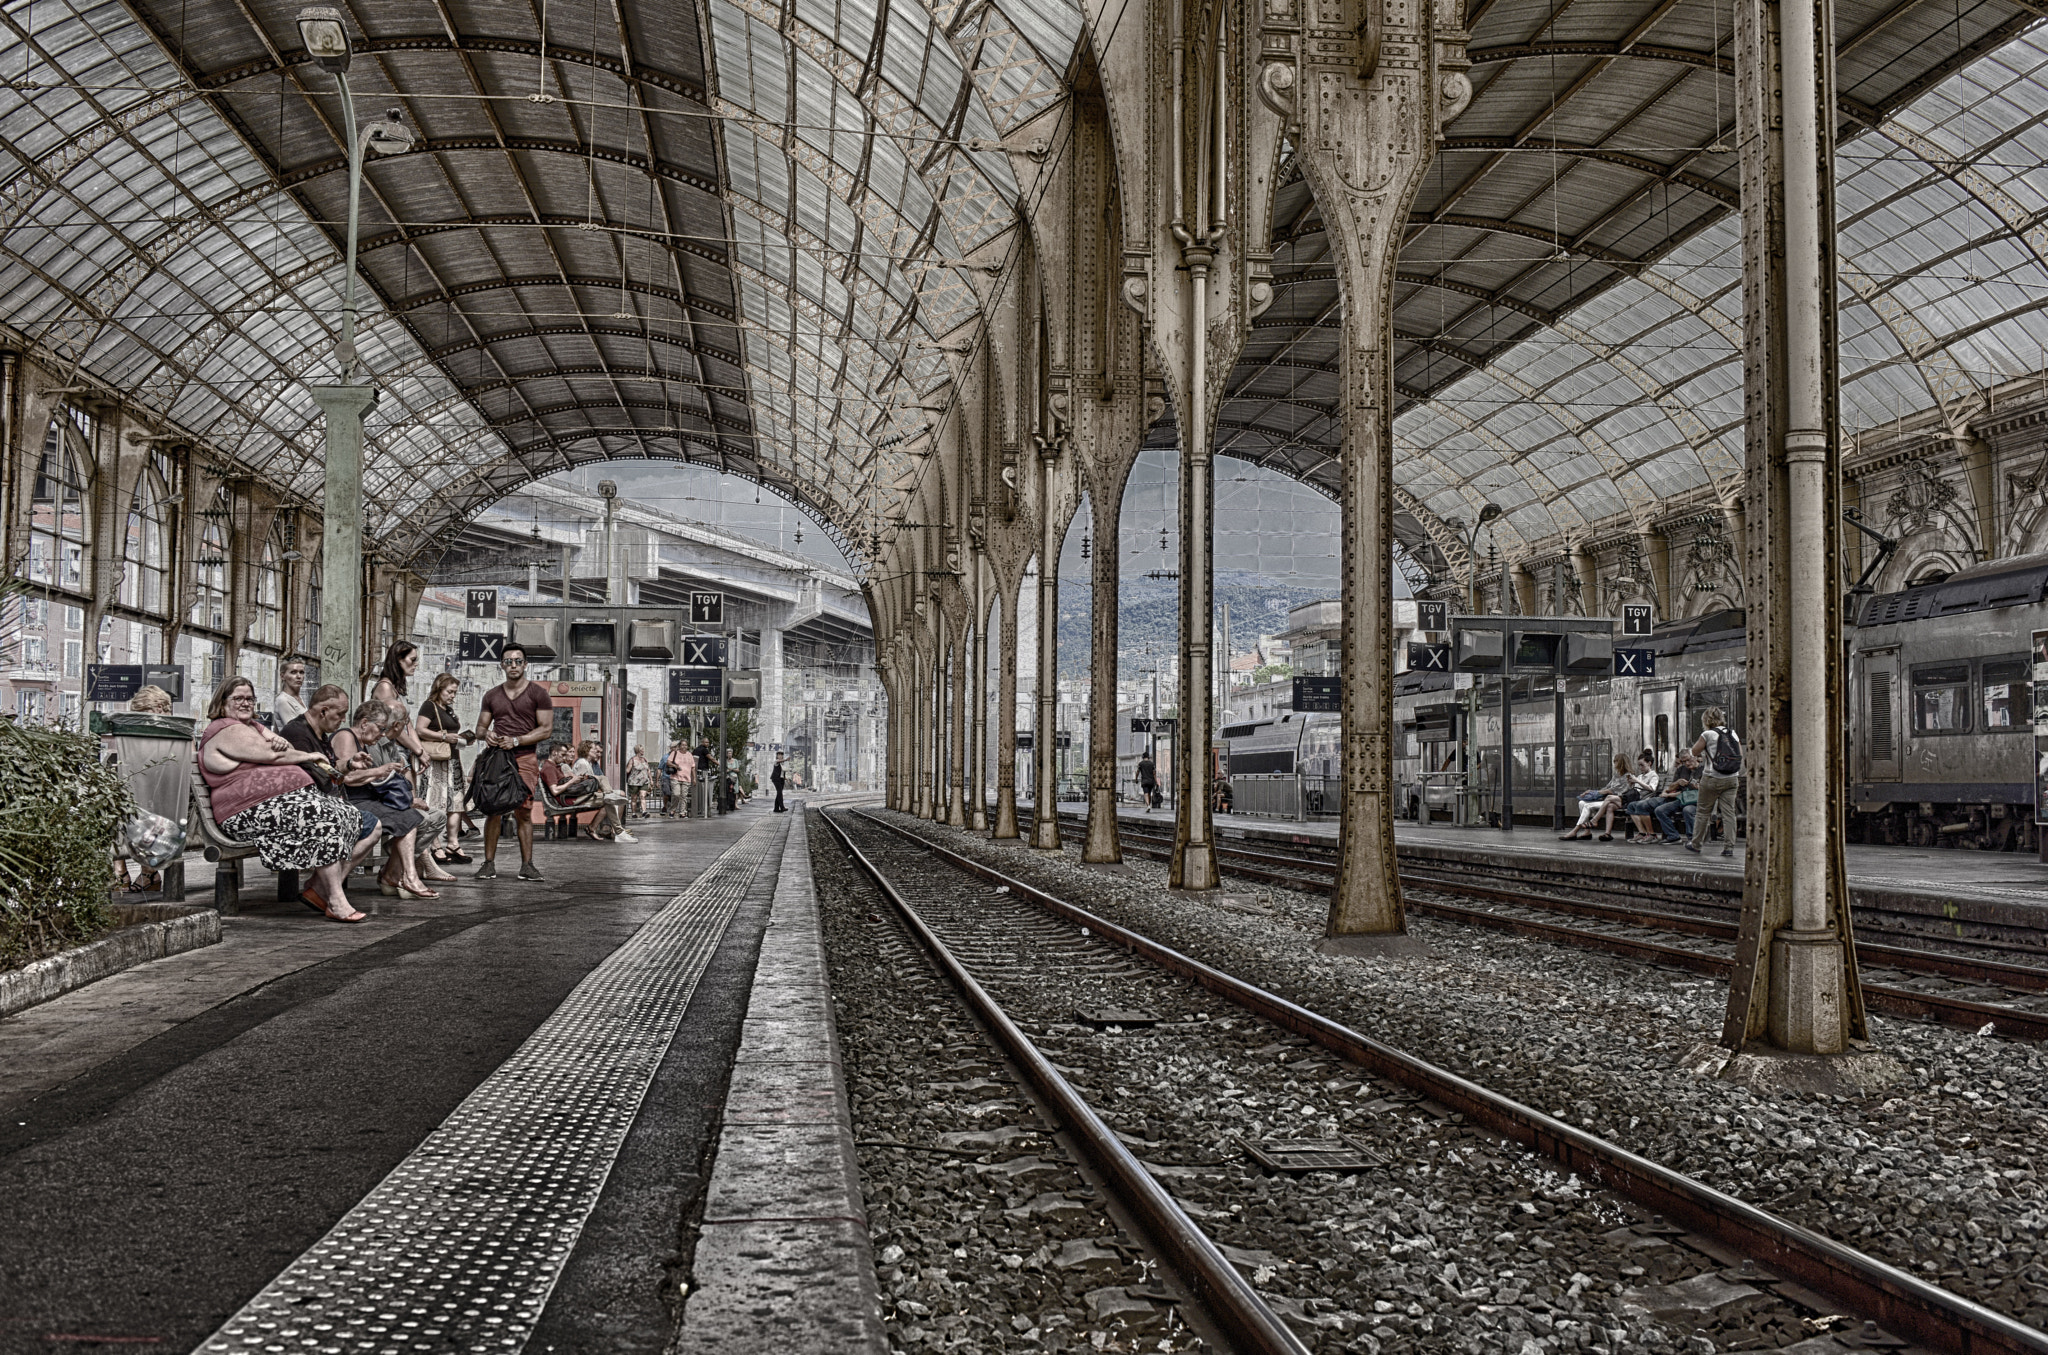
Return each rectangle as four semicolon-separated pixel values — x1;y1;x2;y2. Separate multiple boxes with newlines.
297;6;351;71
1477;502;1503;525
365;108;412;155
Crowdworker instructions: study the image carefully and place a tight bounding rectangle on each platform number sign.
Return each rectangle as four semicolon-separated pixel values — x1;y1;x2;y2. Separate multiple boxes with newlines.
457;631;505;662
1416;600;1449;633
1407;643;1451;673
1614;648;1657;677
465;587;498;620
681;635;728;667
1621;604;1653;637
689;591;725;625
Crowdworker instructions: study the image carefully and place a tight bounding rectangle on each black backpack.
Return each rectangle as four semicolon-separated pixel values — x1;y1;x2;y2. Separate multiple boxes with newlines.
467;746;529;815
1708;727;1743;776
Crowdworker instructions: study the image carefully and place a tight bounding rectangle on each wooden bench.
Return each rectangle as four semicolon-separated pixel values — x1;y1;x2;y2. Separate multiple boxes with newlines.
189;755;300;913
534;777;603;839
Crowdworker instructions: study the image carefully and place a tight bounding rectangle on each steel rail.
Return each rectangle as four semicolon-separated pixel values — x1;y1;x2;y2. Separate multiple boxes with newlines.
860;810;2048;1355
1086;818;2048;1037
817;811;1312;1355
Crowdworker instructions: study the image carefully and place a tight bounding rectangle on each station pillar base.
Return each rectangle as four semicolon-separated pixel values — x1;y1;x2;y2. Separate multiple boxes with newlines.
1317;932;1429;960
1768;928;1851;1054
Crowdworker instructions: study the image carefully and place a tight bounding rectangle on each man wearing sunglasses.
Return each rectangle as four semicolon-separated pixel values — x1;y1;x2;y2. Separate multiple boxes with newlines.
472;642;554;880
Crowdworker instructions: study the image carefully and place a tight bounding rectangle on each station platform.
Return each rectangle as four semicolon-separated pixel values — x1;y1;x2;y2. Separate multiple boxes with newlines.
0;802;882;1354
1020;799;2048;944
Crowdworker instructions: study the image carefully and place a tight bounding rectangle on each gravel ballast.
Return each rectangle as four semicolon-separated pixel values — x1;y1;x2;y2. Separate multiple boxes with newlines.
860;809;2048;1344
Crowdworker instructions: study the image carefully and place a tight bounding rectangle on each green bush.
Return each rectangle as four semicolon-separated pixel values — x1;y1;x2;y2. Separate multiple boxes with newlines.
0;716;131;970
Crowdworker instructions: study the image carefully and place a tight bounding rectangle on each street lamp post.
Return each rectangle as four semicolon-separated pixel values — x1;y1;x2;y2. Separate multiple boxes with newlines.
297;7;411;694
1448;502;1502;827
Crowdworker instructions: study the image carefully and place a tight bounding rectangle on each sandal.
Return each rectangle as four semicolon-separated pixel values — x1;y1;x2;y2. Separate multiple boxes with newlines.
396;881;439;899
299;884;330;915
1597;832;1614;841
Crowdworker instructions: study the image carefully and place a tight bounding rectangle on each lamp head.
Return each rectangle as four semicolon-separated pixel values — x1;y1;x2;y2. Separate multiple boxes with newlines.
1477;502;1503;525
365;109;412;155
297;7;351;71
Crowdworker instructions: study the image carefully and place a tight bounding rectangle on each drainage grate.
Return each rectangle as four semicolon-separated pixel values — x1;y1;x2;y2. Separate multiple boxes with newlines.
1242;1135;1386;1174
195;818;783;1353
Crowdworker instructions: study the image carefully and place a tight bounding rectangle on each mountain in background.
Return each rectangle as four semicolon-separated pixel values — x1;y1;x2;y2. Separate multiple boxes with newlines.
1055;569;1332;680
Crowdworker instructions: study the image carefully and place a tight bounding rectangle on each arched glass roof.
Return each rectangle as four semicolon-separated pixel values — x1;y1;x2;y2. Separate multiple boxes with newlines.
0;0;1082;565
1215;0;2048;578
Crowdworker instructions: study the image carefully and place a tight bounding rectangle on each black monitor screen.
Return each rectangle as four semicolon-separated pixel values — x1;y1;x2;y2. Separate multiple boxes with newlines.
569;622;618;658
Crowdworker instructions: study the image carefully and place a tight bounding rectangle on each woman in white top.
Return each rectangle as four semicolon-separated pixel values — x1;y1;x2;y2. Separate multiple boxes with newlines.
273;658;309;727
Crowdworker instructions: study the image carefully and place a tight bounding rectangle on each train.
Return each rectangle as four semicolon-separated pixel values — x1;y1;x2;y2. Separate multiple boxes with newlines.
1219;552;2046;851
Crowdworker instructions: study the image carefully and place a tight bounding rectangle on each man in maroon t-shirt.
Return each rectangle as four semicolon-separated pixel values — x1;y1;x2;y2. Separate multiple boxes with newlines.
473;642;554;880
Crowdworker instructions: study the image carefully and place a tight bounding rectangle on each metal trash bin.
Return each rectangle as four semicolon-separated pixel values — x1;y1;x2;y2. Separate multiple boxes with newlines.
97;712;198;900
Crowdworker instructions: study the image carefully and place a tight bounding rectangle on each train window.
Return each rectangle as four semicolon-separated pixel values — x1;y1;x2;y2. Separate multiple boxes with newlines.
1981;658;2032;730
1911;663;1971;734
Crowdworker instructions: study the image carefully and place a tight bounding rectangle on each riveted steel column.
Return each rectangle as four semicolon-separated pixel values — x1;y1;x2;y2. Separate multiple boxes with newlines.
310;382;378;695
969;574;991;831
1083;476;1128;863
994;582;1022;837
1032;449;1063;849
1283;0;1467;940
883;663;900;810
1725;0;1862;1053
1171;281;1219;891
948;628;970;827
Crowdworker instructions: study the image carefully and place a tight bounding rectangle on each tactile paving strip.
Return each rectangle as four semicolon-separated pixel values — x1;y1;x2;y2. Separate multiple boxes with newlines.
197;819;783;1354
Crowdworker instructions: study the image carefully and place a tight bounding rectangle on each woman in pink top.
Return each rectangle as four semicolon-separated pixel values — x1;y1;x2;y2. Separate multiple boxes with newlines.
200;676;377;923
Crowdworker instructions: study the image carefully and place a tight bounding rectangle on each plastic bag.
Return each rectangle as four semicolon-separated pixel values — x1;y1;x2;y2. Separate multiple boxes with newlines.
121;806;189;870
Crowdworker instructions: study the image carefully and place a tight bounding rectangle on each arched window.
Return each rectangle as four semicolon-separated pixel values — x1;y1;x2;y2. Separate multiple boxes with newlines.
29;409;92;593
191;518;229;632
251;533;283;648
121;460;170;615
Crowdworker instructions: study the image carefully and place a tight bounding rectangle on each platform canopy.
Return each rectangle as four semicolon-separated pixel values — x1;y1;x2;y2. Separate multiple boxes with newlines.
0;0;1083;563
1208;0;2048;574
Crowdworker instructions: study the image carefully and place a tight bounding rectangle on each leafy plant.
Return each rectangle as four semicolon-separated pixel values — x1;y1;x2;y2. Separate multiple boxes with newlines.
0;713;131;970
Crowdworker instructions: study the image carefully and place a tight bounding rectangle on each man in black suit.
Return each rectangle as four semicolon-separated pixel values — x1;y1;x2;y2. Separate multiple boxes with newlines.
771;753;787;812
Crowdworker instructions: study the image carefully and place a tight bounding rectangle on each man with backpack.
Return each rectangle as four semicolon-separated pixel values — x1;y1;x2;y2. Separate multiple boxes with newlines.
1686;706;1742;857
1136;754;1160;809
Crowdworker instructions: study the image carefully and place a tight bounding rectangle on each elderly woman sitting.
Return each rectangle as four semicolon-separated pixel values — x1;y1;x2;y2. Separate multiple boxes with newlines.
200;676;376;923
331;701;449;898
1559;753;1634;842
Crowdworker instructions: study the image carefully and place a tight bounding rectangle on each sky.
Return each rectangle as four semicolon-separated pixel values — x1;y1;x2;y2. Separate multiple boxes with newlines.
558;449;1359;597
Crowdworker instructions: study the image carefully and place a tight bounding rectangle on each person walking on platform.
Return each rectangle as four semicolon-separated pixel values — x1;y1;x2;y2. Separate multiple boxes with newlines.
1686;707;1742;857
473;642;553;881
771;752;788;812
1137;753;1160;809
665;738;694;819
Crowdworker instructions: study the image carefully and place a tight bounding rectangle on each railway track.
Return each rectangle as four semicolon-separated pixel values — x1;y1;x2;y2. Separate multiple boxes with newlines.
1032;811;2048;1042
827;808;2048;1355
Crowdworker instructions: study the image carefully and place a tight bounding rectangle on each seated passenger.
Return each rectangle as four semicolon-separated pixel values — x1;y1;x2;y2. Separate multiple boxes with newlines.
199;676;376;923
564;740;634;842
331;702;444;898
279;684;352;777
1625;750;1664;843
1560;754;1632;841
1652;753;1701;843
